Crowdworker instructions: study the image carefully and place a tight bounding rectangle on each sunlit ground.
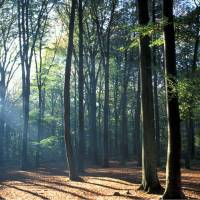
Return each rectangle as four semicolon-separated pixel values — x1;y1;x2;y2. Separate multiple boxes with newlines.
0;162;199;200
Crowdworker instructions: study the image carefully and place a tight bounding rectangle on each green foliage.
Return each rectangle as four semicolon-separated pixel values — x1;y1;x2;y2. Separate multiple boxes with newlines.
149;37;164;47
178;70;200;119
32;135;63;150
132;21;164;37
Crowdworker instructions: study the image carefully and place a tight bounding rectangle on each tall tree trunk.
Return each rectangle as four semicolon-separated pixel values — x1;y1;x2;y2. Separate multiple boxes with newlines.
17;0;29;169
78;0;84;172
64;0;78;181
137;0;161;193
162;0;185;198
0;66;6;167
36;85;42;167
97;73;103;163
185;121;191;169
120;50;129;164
89;53;97;164
73;64;78;164
187;27;199;160
134;70;141;166
59;92;65;159
152;0;161;167
102;42;110;167
18;0;45;169
113;69;119;158
153;69;161;167
94;2;116;167
21;78;30;169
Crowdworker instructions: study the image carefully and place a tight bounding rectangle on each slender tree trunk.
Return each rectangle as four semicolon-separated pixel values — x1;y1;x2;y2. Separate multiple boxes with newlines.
152;0;161;167
18;0;45;170
153;69;161;167
162;0;185;198
73;64;78;163
113;72;119;158
94;2;116;167
97;74;103;163
89;54;97;164
189;118;195;159
120;50;129;164
0;68;5;167
4;124;10;162
185;121;191;169
17;0;29;169
134;70;141;166
64;0;78;181
103;46;110;167
22;83;30;169
187;28;199;160
137;0;161;193
36;86;42;167
60;92;65;159
77;0;85;172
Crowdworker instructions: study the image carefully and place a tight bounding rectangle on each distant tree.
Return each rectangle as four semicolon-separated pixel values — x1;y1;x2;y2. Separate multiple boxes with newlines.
0;2;19;166
134;69;141;166
91;0;117;167
120;50;129;164
17;0;49;169
84;9;99;165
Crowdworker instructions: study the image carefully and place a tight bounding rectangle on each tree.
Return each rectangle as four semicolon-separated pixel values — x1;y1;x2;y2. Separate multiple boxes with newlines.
152;0;161;167
33;2;56;167
137;0;162;193
120;50;129;164
17;0;48;169
78;0;84;172
0;1;19;166
186;13;199;166
63;0;79;181
84;10;99;165
134;69;141;166
162;0;185;198
91;0;116;167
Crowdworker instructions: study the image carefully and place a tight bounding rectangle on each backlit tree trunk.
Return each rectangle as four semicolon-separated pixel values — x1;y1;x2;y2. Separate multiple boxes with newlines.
78;0;84;172
137;0;161;193
64;0;78;181
162;0;185;198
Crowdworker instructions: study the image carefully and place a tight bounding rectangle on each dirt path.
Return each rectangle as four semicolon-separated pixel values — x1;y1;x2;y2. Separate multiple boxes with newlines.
0;164;199;199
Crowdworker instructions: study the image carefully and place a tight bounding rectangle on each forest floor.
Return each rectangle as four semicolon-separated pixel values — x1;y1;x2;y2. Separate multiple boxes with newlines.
0;161;200;200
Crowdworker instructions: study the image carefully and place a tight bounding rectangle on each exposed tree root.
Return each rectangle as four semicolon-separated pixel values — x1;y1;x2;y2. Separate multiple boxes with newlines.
69;176;83;182
161;190;186;199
